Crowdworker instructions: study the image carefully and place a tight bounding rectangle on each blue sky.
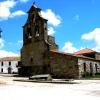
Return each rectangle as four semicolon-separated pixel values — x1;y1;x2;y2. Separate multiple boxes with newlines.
0;0;100;57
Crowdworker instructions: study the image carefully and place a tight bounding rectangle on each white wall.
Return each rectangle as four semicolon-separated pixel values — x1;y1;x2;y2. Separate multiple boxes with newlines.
78;58;100;78
0;60;18;74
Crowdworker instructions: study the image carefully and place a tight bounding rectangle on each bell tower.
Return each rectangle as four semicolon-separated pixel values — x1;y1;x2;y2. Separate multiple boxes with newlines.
23;4;48;45
18;4;50;76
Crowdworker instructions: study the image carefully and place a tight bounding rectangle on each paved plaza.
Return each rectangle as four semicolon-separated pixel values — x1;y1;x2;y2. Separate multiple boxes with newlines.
0;75;100;100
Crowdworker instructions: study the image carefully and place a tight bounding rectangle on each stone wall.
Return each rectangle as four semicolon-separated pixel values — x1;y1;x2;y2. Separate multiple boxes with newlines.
20;40;49;75
48;36;58;51
78;58;100;78
95;53;100;60
49;51;79;79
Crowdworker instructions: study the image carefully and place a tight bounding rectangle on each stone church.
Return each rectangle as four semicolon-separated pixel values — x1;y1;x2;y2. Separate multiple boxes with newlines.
18;4;100;79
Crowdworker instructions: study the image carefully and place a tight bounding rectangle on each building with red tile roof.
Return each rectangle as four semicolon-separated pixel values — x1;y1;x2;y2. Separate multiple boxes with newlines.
74;48;96;55
0;56;20;74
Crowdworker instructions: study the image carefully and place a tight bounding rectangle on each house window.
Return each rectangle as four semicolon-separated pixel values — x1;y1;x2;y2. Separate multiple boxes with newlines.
9;61;11;66
82;63;87;77
95;64;98;73
90;63;93;76
83;63;86;72
1;62;3;66
1;68;3;72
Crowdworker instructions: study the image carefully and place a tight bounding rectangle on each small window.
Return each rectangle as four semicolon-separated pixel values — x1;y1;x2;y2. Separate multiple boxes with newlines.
90;63;93;76
83;63;86;72
30;58;33;63
35;31;39;37
1;62;3;66
44;23;47;29
95;64;98;73
9;61;11;66
1;68;3;72
35;27;40;38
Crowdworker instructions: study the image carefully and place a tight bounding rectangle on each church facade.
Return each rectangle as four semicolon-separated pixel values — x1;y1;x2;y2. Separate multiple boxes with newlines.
18;4;100;79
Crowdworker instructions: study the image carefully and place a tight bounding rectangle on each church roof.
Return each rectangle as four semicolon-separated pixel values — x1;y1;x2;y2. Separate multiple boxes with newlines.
50;50;100;61
74;48;96;55
0;57;20;61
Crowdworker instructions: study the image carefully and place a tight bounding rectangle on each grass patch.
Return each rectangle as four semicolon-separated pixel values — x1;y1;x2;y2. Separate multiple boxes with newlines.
81;74;100;80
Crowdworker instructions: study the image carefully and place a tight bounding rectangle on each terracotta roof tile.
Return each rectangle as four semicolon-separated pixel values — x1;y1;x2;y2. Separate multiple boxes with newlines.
50;50;100;61
74;48;96;55
0;57;20;61
50;50;73;56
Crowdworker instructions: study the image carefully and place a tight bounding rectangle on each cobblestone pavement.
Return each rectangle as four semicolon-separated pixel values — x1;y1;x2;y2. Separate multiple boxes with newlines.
0;74;100;100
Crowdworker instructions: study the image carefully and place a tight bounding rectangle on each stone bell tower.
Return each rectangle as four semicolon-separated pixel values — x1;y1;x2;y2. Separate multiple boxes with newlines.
18;4;58;76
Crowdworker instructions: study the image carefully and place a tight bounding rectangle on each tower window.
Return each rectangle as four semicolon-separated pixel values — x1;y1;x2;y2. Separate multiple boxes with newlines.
27;26;32;39
35;26;40;38
32;14;34;22
35;31;39;37
44;23;47;29
30;58;33;63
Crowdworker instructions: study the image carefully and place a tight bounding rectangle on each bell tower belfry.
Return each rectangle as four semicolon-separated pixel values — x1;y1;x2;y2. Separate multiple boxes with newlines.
23;4;48;45
18;4;58;76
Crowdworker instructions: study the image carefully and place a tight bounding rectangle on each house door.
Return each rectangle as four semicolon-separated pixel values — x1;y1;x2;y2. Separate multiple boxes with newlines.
8;67;12;74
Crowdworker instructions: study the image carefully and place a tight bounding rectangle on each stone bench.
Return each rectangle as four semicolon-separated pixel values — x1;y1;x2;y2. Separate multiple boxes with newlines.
29;74;52;81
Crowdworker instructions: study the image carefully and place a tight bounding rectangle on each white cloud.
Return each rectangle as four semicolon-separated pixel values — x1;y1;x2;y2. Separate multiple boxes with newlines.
0;0;16;20
0;0;16;8
81;28;100;52
0;38;19;57
62;41;78;53
0;50;19;58
0;0;26;21
10;10;26;18
41;9;61;27
48;27;55;35
0;39;4;49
